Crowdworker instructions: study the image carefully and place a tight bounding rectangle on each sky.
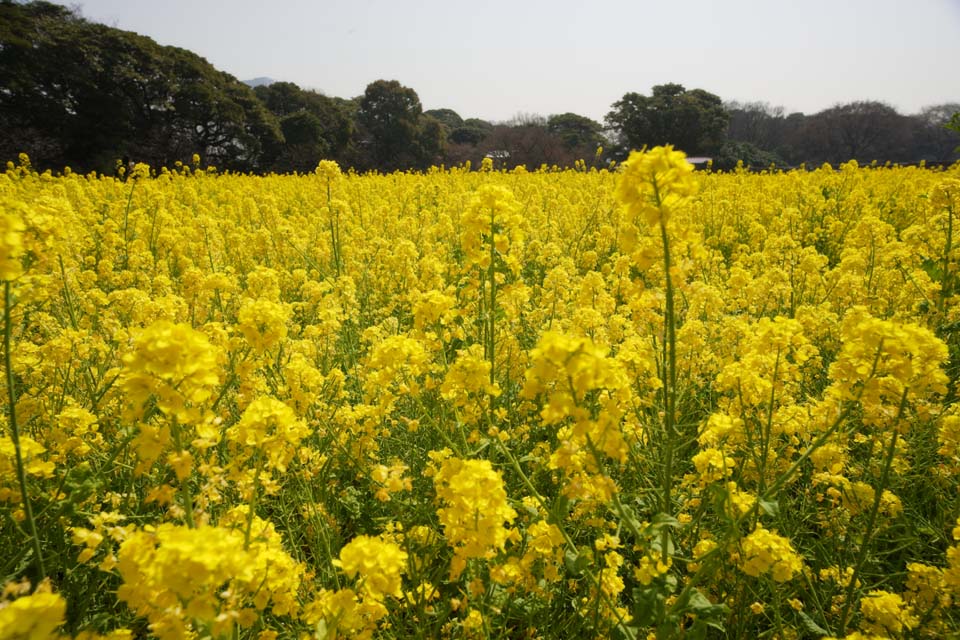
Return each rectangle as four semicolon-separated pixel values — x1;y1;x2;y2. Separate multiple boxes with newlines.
59;0;960;124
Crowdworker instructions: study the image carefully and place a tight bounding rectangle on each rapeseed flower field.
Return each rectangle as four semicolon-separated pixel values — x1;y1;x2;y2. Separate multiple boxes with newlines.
1;149;960;639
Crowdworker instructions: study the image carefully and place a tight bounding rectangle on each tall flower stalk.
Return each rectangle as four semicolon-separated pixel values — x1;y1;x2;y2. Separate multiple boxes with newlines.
0;204;44;580
5;280;45;580
615;145;697;561
460;185;523;415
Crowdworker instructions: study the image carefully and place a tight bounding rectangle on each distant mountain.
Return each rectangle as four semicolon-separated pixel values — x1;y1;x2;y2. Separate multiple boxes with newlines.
243;77;277;88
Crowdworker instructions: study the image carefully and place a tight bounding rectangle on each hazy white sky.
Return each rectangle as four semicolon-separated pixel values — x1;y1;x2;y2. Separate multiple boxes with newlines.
61;0;960;123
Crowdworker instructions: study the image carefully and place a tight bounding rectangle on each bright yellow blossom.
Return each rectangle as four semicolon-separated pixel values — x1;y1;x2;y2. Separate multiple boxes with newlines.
120;320;220;424
738;526;803;582
615;145;696;226
335;534;408;600
0;580;65;640
432;456;517;579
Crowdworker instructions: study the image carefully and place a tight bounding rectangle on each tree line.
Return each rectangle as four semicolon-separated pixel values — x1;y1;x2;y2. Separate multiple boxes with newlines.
2;1;958;175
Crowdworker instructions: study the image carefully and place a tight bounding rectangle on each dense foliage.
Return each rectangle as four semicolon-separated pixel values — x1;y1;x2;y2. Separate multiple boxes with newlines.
0;1;282;173
605;84;730;157
1;2;957;174
2;151;960;639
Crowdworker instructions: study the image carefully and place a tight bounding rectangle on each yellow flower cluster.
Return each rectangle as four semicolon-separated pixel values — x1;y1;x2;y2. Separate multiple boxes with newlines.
335;534;408;599
237;298;289;353
1;153;959;638
0;199;25;280
226;396;309;472
828;307;948;426
120;320;220;424
738;525;804;582
460;184;525;273
615;145;696;226
431;453;517;579
0;435;53;500
0;580;66;640
116;516;301;639
858;590;918;636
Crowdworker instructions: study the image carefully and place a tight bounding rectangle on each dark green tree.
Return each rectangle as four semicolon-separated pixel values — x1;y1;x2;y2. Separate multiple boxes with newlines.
950;112;960;135
809;101;909;163
424;108;464;131
450;118;493;146
913;104;960;161
253;81;354;170
163;50;282;170
274;111;328;172
950;112;960;154
605;83;729;157
463;118;494;132
0;1;282;172
254;81;309;117
547;113;604;150
356;79;424;170
417;116;447;167
712;140;786;171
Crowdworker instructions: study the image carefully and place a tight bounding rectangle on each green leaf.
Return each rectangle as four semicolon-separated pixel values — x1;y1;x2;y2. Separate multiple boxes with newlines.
687;589;728;617
631;586;665;628
656;620;680;640
798;611;830;636
617;503;645;534
649;513;681;532
759;498;780;517
563;548;590;577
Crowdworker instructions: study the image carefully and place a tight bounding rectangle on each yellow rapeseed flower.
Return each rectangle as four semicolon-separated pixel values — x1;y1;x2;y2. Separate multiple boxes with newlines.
0;580;65;640
433;456;517;580
335;534;408;600
0;201;25;280
615;145;696;226
738;525;803;582
120;320;220;424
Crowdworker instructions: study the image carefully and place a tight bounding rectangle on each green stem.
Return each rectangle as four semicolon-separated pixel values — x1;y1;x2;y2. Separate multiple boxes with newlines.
486;205;498;427
57;256;101;408
494;439;636;640
245;451;266;549
758;348;781;495
837;388;909;635
326;181;341;277
168;417;196;528
4;281;45;580
300;473;341;589
655;180;678;564
488;207;497;387
120;177;137;270
940;200;954;316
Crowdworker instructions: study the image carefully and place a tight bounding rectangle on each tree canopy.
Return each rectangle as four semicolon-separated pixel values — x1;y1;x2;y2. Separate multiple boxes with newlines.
424;108;464;131
357;80;431;170
1;1;956;173
547;113;604;151
0;1;281;172
606;84;729;158
254;82;354;172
